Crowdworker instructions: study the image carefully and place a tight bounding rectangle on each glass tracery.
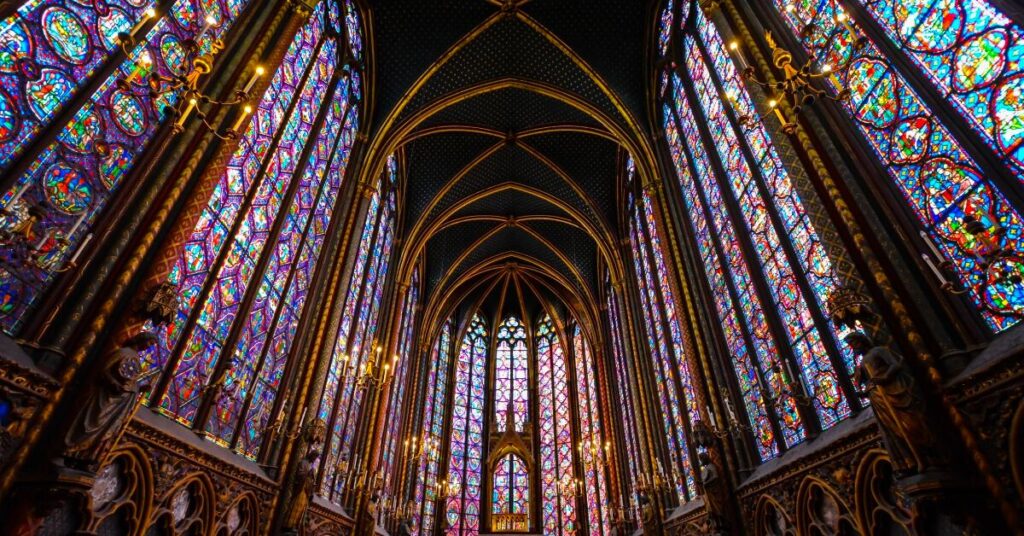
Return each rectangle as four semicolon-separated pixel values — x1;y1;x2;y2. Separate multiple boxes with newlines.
573;324;611;535
412;319;452;535
445;314;488;535
536;314;576;534
494;316;528;433
0;0;252;333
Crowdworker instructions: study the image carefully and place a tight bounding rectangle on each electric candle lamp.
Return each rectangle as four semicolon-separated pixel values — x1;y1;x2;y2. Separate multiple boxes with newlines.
128;7;157;41
176;98;198;127
243;66;265;94
231;105;253;132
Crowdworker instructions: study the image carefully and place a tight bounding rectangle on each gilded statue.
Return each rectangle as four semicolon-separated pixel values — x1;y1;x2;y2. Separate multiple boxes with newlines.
846;332;948;476
283;448;319;534
62;332;157;470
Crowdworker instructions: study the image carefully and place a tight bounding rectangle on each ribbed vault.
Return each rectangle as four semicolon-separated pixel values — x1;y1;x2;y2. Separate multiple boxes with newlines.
361;0;660;342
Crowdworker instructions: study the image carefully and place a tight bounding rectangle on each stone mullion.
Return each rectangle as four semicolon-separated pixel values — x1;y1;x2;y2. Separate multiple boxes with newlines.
145;32;328;410
664;81;792;454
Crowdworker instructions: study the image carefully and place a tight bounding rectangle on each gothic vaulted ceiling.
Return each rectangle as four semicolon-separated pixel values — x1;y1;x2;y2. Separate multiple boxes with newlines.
362;0;659;337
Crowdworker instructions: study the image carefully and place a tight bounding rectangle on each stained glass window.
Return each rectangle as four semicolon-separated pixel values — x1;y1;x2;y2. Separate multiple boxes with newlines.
607;288;642;519
0;0;252;333
494;316;528;432
656;0;878;461
572;324;611;535
413;319;452;536
445;314;487;536
93;1;366;464
491;454;529;521
536;314;576;534
769;0;1024;331
319;155;397;501
382;268;419;482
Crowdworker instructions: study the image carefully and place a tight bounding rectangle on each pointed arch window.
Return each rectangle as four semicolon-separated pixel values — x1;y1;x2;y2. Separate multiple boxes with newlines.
382;268;420;480
412;318;453;536
100;1;364;462
536;313;576;534
762;0;1024;330
658;1;867;461
0;0;256;332
606;285;642;519
572;324;611;535
491;453;529;523
445;314;488;536
494;316;528;432
317;155;398;502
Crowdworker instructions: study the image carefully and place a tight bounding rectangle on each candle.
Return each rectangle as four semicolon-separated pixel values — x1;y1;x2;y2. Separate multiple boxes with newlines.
231;105;253;132
919;231;944;260
299;406;307;425
128;7;157;41
176;98;197;127
922;254;949;286
243;66;265;94
68;233;92;265
728;40;748;70
67;211;86;237
197;13;216;41
769;99;788;125
836;9;857;37
707;406;718;428
34;229;53;250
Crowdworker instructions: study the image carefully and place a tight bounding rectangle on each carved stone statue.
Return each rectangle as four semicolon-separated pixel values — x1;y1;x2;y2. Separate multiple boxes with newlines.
846;331;948;476
283;448;319;533
698;451;727;532
62;332;157;470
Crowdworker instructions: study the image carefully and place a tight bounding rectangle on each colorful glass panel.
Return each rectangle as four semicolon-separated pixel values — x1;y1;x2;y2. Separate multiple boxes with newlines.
0;0;251;333
157;34;338;426
413;319;452;536
685;16;850;425
491;454;529;520
857;0;1024;181
573;325;610;535
445;315;487;536
536;314;576;535
494;316;528;433
772;0;1024;331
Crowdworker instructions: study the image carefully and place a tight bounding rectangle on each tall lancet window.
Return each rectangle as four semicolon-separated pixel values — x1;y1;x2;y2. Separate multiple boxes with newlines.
536;314;576;534
607;285;641;518
382;268;420;481
445;314;488;535
494;316;528;432
0;0;254;332
572;324;611;534
627;164;697;499
491;453;529;524
318;154;397;502
764;0;1024;330
659;0;866;461
123;0;362;461
412;318;453;536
